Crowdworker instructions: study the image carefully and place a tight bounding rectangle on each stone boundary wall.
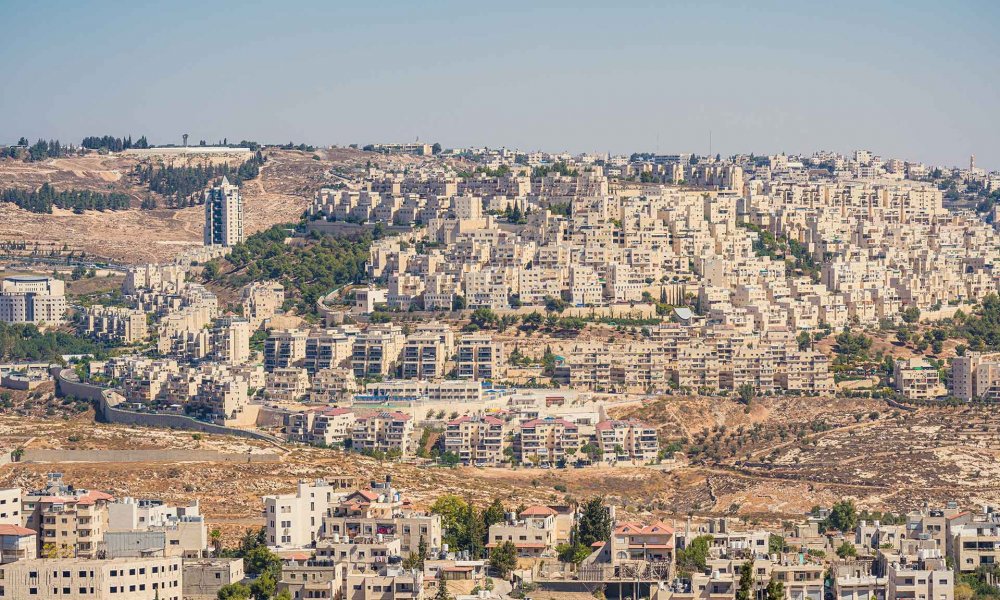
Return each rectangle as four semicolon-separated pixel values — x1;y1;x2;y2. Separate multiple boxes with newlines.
54;369;282;444
21;448;279;463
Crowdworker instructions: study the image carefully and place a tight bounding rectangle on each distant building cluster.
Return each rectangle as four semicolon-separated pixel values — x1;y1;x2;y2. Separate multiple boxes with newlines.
5;471;995;600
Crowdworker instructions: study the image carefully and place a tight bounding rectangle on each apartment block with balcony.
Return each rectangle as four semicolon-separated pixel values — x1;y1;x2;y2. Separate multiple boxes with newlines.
22;476;113;559
894;358;944;400
515;417;580;466
265;329;308;372
400;334;447;380
443;415;508;466
456;334;504;381
352;412;414;456
594;419;660;464
264;478;358;549
352;326;407;379
321;483;442;556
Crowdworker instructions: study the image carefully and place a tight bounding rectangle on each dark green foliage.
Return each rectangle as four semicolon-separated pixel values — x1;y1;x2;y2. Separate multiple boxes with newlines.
959;294;1000;351
134;152;264;207
765;578;785;600
834;331;873;358
736;560;754;600
5;139;72;162
205;225;373;316
823;499;859;532
81;135;147;152
836;541;858;558
957;565;1000;600
1;183;131;213
676;534;712;573
0;322;103;362
577;498;612;548
490;540;518;577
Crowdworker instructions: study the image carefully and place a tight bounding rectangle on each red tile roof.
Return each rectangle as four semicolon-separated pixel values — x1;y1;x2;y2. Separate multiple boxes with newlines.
0;524;36;536
519;505;558;517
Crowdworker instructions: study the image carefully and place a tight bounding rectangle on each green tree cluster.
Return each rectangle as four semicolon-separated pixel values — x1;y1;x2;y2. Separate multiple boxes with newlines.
206;225;374;316
1;184;131;213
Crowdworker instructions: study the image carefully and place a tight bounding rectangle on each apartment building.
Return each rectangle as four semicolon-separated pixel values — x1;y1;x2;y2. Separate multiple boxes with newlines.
770;561;825;600
286;407;357;446
443;415;507;466
352;411;414;455
79;306;148;344
0;556;182;599
594;419;660;464
241;281;284;330
894;358;944;400
0;489;20;526
266;366;311;403
305;330;355;374
950;352;1000;401
949;512;1000;572
878;541;954;600
321;482;442;556
352;326;407;379
343;567;424;600
265;329;308;371
456;334;504;381
515;417;580;466
310;367;358;402
22;476;113;559
204;176;244;247
400;333;447;380
0;275;67;326
182;558;245;600
106;498;206;558
189;366;252;426
210;317;251;365
264;478;358;549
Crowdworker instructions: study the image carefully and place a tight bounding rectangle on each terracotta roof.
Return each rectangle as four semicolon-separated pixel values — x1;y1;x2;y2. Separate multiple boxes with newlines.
0;524;36;536
521;417;577;429
519;505;558;517
77;491;114;505
614;521;674;536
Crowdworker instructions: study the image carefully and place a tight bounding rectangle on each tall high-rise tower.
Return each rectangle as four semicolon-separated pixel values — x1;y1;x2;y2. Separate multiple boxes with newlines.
204;176;244;247
970;154;976;172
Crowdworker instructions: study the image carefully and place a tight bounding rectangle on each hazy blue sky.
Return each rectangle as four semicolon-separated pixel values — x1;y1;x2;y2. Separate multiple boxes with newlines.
1;0;997;168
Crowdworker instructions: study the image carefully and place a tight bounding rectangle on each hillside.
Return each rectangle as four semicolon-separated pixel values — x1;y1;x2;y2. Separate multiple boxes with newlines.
0;147;384;264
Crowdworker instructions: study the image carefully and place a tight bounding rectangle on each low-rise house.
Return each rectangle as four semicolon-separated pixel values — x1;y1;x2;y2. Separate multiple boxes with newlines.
487;506;559;557
0;524;37;564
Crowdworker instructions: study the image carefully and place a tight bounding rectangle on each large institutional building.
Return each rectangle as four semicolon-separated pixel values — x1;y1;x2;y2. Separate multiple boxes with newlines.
203;176;244;247
0;275;67;326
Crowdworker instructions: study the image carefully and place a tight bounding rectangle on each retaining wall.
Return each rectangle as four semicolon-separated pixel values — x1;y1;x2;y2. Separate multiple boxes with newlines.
54;369;282;443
